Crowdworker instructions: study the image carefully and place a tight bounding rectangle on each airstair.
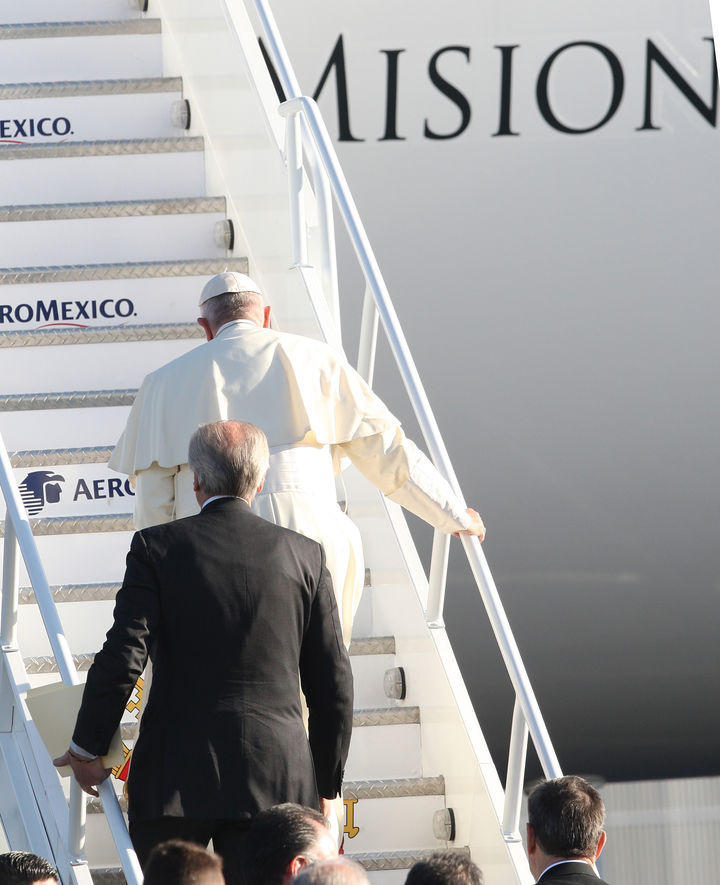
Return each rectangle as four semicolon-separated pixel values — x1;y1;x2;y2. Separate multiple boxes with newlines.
0;2;561;884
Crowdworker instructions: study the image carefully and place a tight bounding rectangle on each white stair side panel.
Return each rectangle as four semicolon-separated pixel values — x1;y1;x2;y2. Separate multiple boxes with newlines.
0;92;183;143
4;3;141;23
0;276;224;331
9;531;133;586
341;795;445;854
351;653;397;710
17;600;115;658
0;406;130;452
0;152;204;204
345;725;422;781
0;213;226;266
366;873;406;885
0;339;197;393
0;36;162;82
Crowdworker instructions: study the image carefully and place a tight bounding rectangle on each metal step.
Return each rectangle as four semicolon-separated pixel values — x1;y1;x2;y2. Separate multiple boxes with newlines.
0;513;133;538
0;137;202;162
0;323;202;348
84;777;444;817
0;197;225;223
0;390;136;412
0;21;161;41
0;78;182;101
349;637;395;656
88;850;471;884
0;257;248;286
19;582;120;605
348;848;470;872
24;640;401;672
10;446;113;468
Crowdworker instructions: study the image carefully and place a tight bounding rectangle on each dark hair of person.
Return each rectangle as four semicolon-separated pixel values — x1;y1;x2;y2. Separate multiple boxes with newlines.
404;851;483;885
143;840;223;885
527;775;605;859
245;803;329;885
0;852;59;884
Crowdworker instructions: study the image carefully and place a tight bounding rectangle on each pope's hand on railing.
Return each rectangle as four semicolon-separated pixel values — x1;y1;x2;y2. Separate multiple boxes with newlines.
455;508;486;542
53;750;112;797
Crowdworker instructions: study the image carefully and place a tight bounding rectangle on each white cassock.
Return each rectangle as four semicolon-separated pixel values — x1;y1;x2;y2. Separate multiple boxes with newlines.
110;319;471;642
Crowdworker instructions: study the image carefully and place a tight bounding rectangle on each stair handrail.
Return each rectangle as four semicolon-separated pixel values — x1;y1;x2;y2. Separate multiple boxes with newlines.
0;433;142;884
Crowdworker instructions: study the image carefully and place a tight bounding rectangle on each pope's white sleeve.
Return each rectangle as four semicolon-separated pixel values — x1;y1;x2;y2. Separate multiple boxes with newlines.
133;463;177;529
338;428;472;534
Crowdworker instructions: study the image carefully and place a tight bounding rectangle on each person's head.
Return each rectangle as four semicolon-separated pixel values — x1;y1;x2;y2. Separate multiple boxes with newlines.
188;420;269;505
404;851;483;885
0;852;58;885
526;776;606;878
245;803;337;885
198;272;270;339
292;857;369;884
143;840;224;885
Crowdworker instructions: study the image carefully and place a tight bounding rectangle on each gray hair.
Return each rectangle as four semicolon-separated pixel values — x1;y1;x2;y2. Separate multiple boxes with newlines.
292;858;369;885
202;290;264;330
188;420;269;500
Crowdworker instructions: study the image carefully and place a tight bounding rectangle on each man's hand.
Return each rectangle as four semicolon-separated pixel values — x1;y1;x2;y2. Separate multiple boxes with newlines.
53;750;112;797
456;508;486;541
319;796;334;820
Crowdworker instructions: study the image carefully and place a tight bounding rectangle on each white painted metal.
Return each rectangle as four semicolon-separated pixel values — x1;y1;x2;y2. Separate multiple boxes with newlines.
425;530;450;627
5;2;140;24
501;701;529;841
345;724;422;782
0;147;205;205
0;31;162;82
357;285;379;385
1;524;19;650
0;212;226;266
342;794;445;853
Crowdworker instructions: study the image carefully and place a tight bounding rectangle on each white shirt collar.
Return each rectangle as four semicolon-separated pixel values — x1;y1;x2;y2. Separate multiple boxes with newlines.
540;860;599;879
215;318;259;337
201;495;251;510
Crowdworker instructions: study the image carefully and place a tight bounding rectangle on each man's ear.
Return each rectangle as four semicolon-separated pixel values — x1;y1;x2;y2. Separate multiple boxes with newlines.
263;305;272;328
192;471;200;493
198;316;214;341
595;830;606;860
526;823;537;854
289;855;309;878
256;479;264;495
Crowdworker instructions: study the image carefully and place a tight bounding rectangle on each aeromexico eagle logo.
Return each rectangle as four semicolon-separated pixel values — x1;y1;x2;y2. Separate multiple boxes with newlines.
19;470;65;516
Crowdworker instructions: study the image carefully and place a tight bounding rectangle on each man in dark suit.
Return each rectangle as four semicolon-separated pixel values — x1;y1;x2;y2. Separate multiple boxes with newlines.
54;420;354;885
526;776;611;884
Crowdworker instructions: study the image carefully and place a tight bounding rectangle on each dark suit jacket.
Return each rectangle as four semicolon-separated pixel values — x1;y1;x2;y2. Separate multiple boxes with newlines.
538;860;610;885
73;497;354;823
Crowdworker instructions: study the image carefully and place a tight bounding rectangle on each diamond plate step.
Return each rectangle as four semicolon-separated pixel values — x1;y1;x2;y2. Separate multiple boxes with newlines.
10;446;112;467
0;77;181;100
0;21;161;41
87;851;471;884
0;390;136;411
0;137;202;162
348;848;471;872
343;776;444;800
353;707;420;727
0;513;133;537
0;322;202;348
349;637;395;656
19;582;120;604
0;257;248;285
0;197;225;223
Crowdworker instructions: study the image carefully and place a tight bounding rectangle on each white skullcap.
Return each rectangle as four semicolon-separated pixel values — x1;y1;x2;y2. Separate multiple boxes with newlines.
199;272;262;307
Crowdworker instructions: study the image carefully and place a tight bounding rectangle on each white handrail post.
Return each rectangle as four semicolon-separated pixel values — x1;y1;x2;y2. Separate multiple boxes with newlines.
502;699;529;840
1;520;19;650
99;779;144;883
426;530;450;627
68;780;86;862
285;111;308;268
308;156;340;329
357;285;379;384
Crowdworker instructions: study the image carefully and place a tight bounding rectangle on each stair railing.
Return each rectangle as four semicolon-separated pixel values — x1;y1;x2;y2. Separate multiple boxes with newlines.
243;0;562;835
0;433;142;883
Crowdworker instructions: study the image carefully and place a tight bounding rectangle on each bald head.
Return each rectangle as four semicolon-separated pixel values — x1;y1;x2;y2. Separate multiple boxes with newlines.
188;420;269;501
